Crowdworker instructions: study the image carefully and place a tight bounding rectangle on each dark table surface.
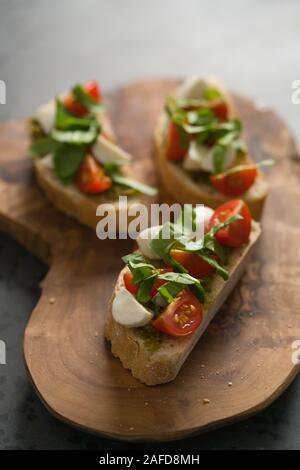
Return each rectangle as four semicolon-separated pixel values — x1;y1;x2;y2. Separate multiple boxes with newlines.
0;0;300;450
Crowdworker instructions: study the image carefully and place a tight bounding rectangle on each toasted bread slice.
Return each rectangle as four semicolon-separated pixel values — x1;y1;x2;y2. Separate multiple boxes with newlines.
31;101;142;230
105;220;261;385
154;83;268;220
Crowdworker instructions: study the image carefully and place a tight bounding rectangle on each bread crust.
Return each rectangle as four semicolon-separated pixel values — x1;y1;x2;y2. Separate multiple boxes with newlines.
105;221;261;385
154;105;268;221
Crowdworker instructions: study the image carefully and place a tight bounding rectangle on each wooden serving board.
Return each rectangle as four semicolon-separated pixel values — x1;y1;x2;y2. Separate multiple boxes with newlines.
0;80;300;442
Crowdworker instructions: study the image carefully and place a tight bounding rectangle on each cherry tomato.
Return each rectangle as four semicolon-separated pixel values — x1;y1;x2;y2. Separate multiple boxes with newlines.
210;165;257;197
208;200;252;248
63;95;87;117
170;249;215;278
123;271;138;295
150;268;173;298
152;289;203;337
210;100;229;121
75;154;112;194
84;80;102;102
64;80;102;116
166;122;189;161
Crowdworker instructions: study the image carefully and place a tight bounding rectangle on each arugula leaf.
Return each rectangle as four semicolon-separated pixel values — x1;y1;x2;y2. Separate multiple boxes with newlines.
202;87;222;100
108;171;158;197
72;85;105;113
51;124;99;145
53;145;85;182
30;136;59;157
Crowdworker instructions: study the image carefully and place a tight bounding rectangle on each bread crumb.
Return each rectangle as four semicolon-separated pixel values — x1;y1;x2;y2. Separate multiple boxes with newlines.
94;331;99;337
228;382;233;387
200;364;205;368
144;402;149;406
200;375;205;379
129;426;134;431
203;398;210;405
49;297;56;304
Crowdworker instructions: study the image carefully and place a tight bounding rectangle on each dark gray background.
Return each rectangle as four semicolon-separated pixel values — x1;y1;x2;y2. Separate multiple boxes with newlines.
0;0;299;450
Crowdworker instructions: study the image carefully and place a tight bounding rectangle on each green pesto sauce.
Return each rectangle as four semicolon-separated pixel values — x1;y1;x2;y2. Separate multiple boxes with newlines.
135;325;165;353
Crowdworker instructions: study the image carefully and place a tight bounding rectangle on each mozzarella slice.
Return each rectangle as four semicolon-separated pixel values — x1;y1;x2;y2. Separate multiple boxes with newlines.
92;135;132;166
33;100;56;134
112;287;154;327
183;140;236;173
136;225;162;260
177;75;228;101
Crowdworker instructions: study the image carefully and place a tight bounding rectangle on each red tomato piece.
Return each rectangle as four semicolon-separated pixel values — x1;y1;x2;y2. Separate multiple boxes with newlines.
84;80;102;102
210;165;257;197
165;122;189;161
152;289;203;337
210;100;229;121
63;95;87;117
170;249;215;278
75;154;112;194
123;271;138;295
208;199;252;248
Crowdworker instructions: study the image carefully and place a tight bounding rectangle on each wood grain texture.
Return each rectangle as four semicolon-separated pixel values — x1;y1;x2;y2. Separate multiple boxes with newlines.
0;80;299;441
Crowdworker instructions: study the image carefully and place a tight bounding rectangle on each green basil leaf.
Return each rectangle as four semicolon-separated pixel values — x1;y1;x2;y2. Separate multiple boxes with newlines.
55;99;96;130
198;253;229;281
191;283;205;304
157;271;200;285
30;136;59;157
213;144;227;173
122;252;148;266
136;275;157;304
53;145;85;181
109;172;157;197
157;282;184;304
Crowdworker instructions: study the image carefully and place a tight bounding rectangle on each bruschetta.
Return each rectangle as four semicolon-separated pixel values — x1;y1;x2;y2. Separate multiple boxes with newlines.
154;76;273;220
105;199;261;385
30;80;157;230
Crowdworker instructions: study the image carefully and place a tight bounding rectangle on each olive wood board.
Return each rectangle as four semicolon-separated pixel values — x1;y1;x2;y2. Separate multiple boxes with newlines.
0;79;300;442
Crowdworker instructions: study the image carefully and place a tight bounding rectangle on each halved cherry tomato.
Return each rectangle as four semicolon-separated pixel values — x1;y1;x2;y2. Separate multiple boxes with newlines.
63;95;87;117
210;165;257;197
84;80;102;102
64;80;102;116
75;154;112;194
166;122;189;161
152;289;203;337
123;271;138;295
170;249;215;278
208;200;252;248
150;268;173;298
210;100;229;121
